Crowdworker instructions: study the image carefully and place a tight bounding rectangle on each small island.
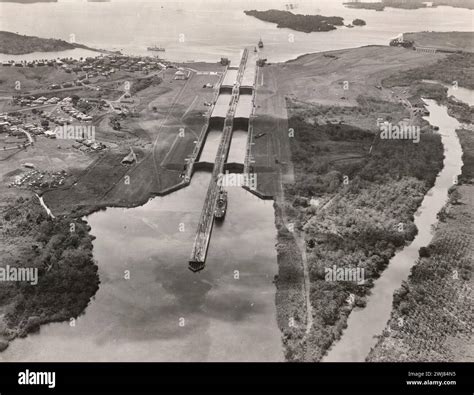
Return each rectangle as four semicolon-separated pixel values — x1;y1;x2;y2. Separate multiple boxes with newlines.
0;31;102;55
353;19;367;26
244;9;344;33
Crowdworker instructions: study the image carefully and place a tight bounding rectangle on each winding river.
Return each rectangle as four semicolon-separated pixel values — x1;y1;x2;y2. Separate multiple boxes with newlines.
324;91;469;362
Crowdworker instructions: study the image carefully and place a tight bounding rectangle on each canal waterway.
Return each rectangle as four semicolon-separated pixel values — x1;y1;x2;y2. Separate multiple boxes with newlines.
1;170;283;361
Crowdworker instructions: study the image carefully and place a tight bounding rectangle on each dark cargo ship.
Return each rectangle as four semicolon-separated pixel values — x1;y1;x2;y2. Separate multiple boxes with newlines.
214;190;227;220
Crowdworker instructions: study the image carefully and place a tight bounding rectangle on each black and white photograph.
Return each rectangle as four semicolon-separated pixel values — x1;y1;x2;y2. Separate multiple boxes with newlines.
0;0;472;393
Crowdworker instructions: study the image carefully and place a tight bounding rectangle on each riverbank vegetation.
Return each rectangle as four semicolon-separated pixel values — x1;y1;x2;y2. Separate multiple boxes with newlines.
244;10;344;33
273;203;307;360
0;197;99;350
382;52;474;123
382;53;474;90
367;127;473;361
276;99;443;361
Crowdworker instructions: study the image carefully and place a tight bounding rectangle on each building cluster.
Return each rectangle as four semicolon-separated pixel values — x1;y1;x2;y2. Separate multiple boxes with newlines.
0;113;18;131
13;95;60;107
1;96;94;139
8;168;68;190
0;113;34;137
3;55;166;91
56;98;93;121
71;138;106;152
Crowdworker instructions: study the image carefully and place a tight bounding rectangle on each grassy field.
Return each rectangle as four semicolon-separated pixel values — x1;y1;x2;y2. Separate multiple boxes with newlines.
34;66;223;216
405;32;474;52
273;46;446;108
0;66;77;94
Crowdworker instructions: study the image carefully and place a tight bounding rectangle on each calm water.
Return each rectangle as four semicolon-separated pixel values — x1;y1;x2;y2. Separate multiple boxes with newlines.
1;0;473;63
324;97;465;362
198;128;222;162
228;130;248;163
1;171;283;361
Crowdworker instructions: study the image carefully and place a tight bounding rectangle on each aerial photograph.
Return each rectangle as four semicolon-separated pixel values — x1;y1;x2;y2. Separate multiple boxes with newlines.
0;0;472;392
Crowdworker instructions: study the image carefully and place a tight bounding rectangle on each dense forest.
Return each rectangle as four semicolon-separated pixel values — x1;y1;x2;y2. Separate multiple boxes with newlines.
0;197;99;347
0;31;96;55
278;100;444;361
368;128;474;361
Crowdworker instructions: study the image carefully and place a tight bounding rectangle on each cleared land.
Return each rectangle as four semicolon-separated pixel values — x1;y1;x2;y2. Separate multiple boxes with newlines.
41;64;224;215
405;32;474;53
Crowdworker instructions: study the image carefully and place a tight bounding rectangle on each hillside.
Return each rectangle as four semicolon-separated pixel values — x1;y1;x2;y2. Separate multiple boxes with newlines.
0;31;99;55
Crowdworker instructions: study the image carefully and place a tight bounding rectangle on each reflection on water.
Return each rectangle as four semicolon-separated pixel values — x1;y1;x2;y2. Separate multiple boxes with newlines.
1;171;283;361
324;98;464;362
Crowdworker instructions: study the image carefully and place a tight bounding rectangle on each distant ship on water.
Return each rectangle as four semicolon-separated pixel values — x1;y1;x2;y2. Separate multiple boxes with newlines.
147;44;165;52
258;38;264;48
